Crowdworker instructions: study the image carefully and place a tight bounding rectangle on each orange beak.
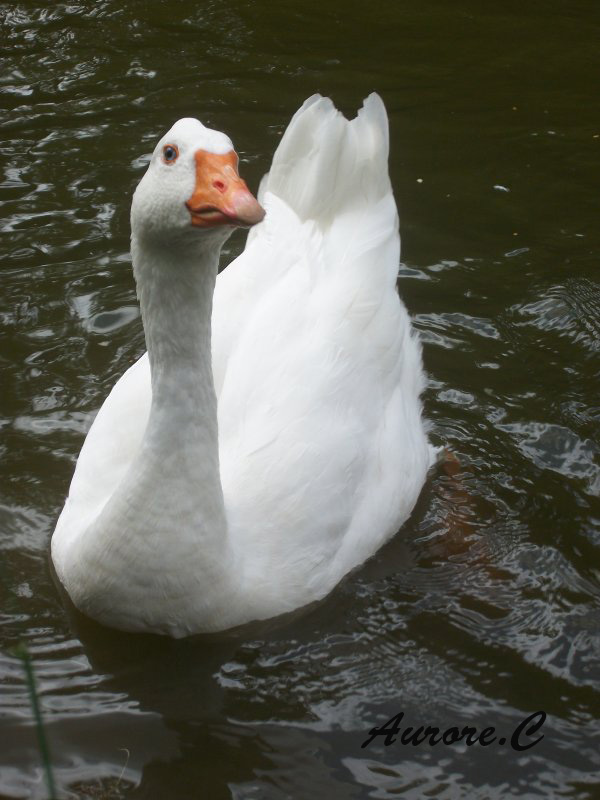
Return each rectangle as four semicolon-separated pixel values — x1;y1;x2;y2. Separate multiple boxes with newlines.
185;150;265;228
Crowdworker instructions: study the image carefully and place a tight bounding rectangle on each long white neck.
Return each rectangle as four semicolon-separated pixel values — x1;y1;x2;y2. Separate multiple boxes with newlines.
133;232;224;520
73;231;239;636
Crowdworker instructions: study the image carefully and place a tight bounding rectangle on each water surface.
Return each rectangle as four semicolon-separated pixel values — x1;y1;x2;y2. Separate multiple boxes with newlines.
1;2;599;798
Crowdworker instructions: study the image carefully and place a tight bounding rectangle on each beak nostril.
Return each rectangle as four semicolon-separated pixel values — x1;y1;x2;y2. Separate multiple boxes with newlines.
213;180;226;193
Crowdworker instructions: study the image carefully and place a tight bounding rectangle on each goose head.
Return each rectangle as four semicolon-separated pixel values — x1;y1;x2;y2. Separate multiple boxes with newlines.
131;117;264;248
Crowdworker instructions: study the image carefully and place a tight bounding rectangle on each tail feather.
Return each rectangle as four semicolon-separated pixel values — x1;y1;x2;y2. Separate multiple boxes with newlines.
243;93;400;302
260;93;392;225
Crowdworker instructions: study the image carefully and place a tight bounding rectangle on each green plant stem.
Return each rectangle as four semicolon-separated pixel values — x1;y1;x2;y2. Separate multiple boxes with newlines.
14;643;58;800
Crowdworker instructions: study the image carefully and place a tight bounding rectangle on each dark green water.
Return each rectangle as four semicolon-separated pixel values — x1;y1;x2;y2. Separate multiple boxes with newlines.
1;1;599;797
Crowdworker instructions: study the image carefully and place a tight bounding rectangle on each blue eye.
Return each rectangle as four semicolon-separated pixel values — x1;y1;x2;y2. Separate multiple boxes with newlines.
162;144;179;164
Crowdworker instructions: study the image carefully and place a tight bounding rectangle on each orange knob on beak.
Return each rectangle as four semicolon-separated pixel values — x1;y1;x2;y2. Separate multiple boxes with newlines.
186;150;265;228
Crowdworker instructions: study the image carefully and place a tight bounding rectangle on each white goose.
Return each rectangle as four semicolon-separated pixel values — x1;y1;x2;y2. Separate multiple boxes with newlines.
51;94;435;637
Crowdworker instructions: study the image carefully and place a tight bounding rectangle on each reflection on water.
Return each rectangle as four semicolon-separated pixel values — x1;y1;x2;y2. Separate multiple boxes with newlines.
1;1;599;797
